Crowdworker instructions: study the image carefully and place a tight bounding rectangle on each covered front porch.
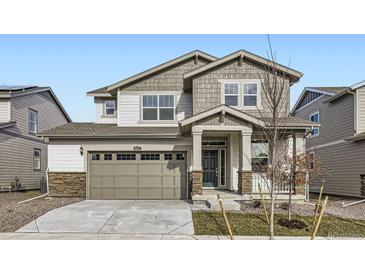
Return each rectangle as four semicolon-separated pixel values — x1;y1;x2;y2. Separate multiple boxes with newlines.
179;105;311;202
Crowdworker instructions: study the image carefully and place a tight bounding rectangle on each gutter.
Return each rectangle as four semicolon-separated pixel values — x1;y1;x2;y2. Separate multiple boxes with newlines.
18;168;49;204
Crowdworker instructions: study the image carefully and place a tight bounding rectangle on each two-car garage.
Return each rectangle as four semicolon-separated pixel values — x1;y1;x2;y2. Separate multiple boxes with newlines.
88;151;187;200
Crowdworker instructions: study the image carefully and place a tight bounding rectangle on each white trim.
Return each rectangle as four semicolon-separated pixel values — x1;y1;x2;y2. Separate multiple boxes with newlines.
309;110;320;137
140;94;176;122
350;80;365;90
180;105;264;127
355;91;358;134
219;79;262;110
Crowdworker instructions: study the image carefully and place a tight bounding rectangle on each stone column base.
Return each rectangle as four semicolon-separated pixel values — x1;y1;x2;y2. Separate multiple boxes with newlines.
238;170;252;195
191;170;203;196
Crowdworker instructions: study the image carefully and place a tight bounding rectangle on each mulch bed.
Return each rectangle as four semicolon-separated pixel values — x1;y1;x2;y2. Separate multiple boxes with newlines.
0;191;83;232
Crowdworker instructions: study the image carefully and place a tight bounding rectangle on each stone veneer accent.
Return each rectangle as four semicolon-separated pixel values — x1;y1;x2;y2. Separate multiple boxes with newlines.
48;172;86;197
191;170;203;196
238;171;252;195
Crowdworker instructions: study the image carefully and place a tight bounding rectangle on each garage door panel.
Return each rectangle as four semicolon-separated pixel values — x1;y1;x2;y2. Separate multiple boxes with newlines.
115;176;138;187
115;188;138;199
139;176;162;187
139;188;162;199
115;164;138;175
162;176;175;187
139;164;162;175
89;152;186;200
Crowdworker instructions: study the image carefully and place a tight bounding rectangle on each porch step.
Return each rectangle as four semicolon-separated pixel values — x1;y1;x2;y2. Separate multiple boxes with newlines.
206;199;241;211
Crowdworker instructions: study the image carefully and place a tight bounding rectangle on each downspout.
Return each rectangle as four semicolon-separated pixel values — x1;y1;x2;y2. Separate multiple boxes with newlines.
18;168;49;204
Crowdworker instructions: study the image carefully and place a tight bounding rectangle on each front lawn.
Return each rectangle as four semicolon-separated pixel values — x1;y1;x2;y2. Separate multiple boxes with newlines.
192;211;365;237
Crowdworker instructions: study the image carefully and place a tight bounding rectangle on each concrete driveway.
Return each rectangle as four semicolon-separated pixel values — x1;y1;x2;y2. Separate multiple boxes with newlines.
17;200;194;235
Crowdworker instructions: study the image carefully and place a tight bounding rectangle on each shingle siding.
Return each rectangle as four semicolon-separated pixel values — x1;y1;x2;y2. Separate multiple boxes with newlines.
191;59;291;116
357;87;365;133
120;58;209;92
0;98;10;122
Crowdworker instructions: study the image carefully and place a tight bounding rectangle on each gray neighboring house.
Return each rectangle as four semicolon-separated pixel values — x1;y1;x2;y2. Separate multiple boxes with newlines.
0;85;71;190
39;49;316;201
291;81;365;198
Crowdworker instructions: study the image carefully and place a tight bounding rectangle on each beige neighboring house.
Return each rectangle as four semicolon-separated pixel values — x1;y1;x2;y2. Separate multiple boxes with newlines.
40;49;315;201
291;81;365;198
0;85;71;190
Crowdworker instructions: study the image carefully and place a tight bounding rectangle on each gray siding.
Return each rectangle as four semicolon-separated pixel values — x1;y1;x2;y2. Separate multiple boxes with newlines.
191;59;291;116
10;92;69;136
120;58;209;92
0;132;47;189
294;93;355;147
0;91;69;189
311;141;365;198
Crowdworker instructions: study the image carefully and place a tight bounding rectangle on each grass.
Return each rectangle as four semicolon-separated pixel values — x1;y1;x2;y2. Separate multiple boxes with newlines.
192;211;365;237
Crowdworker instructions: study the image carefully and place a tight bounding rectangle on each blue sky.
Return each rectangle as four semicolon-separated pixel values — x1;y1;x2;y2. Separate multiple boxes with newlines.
0;34;364;122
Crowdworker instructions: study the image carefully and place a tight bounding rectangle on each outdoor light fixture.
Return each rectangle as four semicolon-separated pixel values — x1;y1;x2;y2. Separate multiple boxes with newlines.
79;146;84;155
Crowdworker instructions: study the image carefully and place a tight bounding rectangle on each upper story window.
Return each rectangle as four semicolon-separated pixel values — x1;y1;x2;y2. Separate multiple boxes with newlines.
221;80;261;109
28;109;38;134
142;95;174;121
105;100;116;116
224;83;239;106
243;83;258;107
310;111;320;137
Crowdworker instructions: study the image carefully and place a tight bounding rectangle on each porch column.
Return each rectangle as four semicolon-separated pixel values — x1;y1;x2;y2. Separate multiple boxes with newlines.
191;128;203;196
238;131;252;195
292;131;306;195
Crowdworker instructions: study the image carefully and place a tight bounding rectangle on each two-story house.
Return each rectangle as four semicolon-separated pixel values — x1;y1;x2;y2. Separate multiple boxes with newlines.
291;81;365;198
0;85;71;190
40;50;315;201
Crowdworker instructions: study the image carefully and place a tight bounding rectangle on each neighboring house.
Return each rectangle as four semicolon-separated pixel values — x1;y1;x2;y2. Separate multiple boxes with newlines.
0;85;71;190
291;81;365;198
40;50;315;201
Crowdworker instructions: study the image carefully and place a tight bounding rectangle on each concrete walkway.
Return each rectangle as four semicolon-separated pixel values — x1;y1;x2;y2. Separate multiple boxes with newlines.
17;200;194;235
1;233;363;240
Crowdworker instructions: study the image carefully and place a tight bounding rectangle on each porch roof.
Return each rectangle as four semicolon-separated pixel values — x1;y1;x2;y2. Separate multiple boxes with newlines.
179;105;318;129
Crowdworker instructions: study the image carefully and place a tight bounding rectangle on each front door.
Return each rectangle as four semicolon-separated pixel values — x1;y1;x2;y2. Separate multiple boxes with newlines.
202;150;218;187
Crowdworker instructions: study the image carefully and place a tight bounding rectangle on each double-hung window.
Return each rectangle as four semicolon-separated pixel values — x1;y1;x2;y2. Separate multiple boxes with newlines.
105;100;116;115
28;109;38;134
142;95;174;121
223;83;239;106
243;83;258;107
310;111;320;137
33;148;41;171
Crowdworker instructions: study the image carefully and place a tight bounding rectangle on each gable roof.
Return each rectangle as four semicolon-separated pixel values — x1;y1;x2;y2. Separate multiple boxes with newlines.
327;80;365;102
87;50;217;95
0;85;72;122
183;49;303;84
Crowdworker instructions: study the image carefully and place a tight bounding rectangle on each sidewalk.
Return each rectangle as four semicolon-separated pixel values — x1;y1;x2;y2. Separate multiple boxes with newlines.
0;233;363;240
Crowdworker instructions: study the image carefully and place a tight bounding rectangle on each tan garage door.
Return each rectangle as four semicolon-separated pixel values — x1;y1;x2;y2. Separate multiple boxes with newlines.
88;152;187;200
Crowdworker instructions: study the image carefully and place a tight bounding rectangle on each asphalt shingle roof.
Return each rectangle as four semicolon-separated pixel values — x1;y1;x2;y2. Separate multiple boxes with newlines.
307;86;349;93
39;123;182;137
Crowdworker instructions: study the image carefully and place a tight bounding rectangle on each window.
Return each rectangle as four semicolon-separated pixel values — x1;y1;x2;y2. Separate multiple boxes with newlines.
251;141;268;173
164;153;173;160
176;153;185;160
117;153;136;160
309;152;315;170
224;83;239;106
310;111;320;137
28;109;38;134
104;154;112;160
105;100;116;115
142;95;174;121
141;153;160;160
243;83;258;107
92;154;100;160
33;149;41;171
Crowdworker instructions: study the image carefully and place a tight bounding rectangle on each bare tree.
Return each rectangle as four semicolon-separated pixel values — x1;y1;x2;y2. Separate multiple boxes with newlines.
253;36;292;239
